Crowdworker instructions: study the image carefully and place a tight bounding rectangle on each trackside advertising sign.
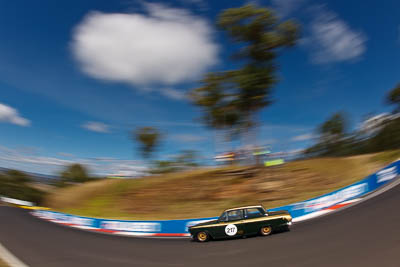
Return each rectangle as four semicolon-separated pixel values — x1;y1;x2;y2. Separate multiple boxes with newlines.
32;209;216;234
32;160;400;235
268;160;400;218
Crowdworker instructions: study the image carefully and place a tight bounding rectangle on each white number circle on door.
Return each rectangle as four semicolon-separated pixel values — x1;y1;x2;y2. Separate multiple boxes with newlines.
225;224;238;236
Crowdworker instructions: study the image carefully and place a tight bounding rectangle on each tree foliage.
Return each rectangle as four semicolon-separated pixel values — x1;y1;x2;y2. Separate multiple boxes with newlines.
387;83;400;113
5;169;31;183
60;164;90;184
305;112;350;157
366;117;400;152
190;4;299;141
305;113;400;158
174;150;200;168
150;150;201;174
0;170;43;204
134;127;161;160
319;112;347;142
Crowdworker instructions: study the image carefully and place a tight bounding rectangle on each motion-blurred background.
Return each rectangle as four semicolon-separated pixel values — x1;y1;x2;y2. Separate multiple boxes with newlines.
1;0;399;219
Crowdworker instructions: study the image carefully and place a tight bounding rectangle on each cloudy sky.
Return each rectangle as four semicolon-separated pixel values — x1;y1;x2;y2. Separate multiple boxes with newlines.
0;0;399;175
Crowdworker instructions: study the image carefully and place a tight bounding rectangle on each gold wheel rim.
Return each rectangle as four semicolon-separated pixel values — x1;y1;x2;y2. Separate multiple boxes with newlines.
198;232;207;241
262;227;271;235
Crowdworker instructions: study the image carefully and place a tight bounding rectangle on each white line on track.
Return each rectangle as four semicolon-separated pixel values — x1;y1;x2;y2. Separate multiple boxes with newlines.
0;241;29;267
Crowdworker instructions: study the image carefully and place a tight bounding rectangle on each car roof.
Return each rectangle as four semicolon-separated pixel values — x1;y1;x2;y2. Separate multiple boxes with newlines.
224;205;264;212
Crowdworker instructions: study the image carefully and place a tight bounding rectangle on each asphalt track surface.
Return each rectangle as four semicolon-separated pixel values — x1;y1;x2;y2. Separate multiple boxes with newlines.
1;182;400;267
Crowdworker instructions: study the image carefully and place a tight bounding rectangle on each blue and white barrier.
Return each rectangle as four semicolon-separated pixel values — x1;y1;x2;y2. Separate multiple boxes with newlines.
32;211;215;237
32;159;400;237
269;159;400;221
1;196;34;207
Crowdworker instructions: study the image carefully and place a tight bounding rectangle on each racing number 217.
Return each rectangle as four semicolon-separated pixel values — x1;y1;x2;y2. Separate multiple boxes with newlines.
226;227;235;233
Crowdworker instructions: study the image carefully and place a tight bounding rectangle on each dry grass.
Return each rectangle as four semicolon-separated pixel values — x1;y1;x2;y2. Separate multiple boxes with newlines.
0;258;9;267
45;152;393;220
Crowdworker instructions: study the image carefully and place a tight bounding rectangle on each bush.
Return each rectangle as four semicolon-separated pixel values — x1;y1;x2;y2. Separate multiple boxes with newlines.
0;173;44;204
59;164;90;185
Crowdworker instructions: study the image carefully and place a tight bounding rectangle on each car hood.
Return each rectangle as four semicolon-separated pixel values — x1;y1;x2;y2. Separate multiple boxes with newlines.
190;219;219;228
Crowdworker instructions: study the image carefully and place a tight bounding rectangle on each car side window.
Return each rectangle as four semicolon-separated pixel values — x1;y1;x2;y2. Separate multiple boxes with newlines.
245;208;264;219
219;212;228;222
227;209;244;221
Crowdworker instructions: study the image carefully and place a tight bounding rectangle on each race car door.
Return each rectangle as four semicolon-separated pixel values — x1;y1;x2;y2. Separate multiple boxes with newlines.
243;207;267;235
213;209;245;239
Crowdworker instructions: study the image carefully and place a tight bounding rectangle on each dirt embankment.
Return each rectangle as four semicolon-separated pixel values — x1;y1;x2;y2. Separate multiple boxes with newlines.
45;152;395;220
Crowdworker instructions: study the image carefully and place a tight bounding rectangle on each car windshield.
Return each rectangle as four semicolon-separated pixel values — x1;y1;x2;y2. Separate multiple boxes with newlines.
219;212;228;222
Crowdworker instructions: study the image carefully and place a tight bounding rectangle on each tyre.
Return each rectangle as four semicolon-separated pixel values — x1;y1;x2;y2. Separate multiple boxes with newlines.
260;226;272;236
196;231;209;242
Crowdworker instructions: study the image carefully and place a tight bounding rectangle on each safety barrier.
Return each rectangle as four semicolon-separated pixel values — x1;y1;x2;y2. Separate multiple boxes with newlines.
0;196;34;207
32;159;400;237
269;159;400;221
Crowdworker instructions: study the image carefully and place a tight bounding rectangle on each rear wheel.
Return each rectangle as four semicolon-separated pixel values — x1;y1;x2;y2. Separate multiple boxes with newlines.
196;231;209;242
260;226;272;236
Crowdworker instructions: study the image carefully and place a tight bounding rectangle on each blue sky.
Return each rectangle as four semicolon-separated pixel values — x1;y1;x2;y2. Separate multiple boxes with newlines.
0;0;399;176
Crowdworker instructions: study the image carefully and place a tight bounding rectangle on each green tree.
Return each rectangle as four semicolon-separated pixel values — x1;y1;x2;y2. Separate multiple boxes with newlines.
387;83;400;113
134;127;161;160
5;170;31;183
319;112;348;142
149;150;201;174
190;4;299;146
307;112;350;157
0;171;44;204
150;160;179;174
60;164;90;184
304;112;350;157
174;150;200;168
367;117;400;152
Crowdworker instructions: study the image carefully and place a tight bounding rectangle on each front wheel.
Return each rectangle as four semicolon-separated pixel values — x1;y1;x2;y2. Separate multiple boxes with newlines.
260;226;272;236
196;231;209;242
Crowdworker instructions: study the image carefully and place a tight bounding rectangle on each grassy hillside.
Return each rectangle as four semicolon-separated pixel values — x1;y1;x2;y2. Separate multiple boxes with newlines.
45;151;399;220
0;257;9;267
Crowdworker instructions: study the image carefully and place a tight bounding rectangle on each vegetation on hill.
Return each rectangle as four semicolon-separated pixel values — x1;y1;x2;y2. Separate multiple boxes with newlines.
0;257;9;267
44;152;397;220
305;82;400;157
0;170;45;204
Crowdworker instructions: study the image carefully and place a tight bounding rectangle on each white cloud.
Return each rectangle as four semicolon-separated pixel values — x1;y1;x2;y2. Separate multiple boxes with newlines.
271;0;306;17
159;88;187;100
82;121;110;133
72;3;218;88
262;124;310;132
0;146;146;177
171;134;205;143
291;133;315;142
57;152;75;158
358;113;400;135
0;103;31;126
0;151;72;167
307;8;366;64
285;148;305;157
